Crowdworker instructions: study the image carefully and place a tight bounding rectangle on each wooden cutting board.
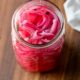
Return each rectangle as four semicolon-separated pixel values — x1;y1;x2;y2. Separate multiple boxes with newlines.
0;0;80;80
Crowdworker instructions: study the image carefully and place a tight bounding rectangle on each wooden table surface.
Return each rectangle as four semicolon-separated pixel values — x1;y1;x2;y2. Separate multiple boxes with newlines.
0;0;80;80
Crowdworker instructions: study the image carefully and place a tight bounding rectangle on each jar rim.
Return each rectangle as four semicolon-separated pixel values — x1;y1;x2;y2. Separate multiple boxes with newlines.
12;0;65;48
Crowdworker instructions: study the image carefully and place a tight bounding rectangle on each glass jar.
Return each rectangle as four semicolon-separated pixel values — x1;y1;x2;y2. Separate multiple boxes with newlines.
11;0;65;72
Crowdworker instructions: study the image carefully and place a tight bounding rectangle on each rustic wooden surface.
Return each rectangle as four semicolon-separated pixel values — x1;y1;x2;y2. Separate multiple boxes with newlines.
0;0;80;80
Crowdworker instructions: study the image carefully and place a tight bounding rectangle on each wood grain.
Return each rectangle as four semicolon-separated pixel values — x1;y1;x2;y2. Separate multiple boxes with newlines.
0;0;80;80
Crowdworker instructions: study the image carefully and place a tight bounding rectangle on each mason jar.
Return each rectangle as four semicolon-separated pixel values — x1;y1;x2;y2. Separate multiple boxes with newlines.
11;0;65;72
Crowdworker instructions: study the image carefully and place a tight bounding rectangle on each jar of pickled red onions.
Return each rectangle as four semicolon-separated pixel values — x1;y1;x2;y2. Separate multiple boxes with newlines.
11;0;65;72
